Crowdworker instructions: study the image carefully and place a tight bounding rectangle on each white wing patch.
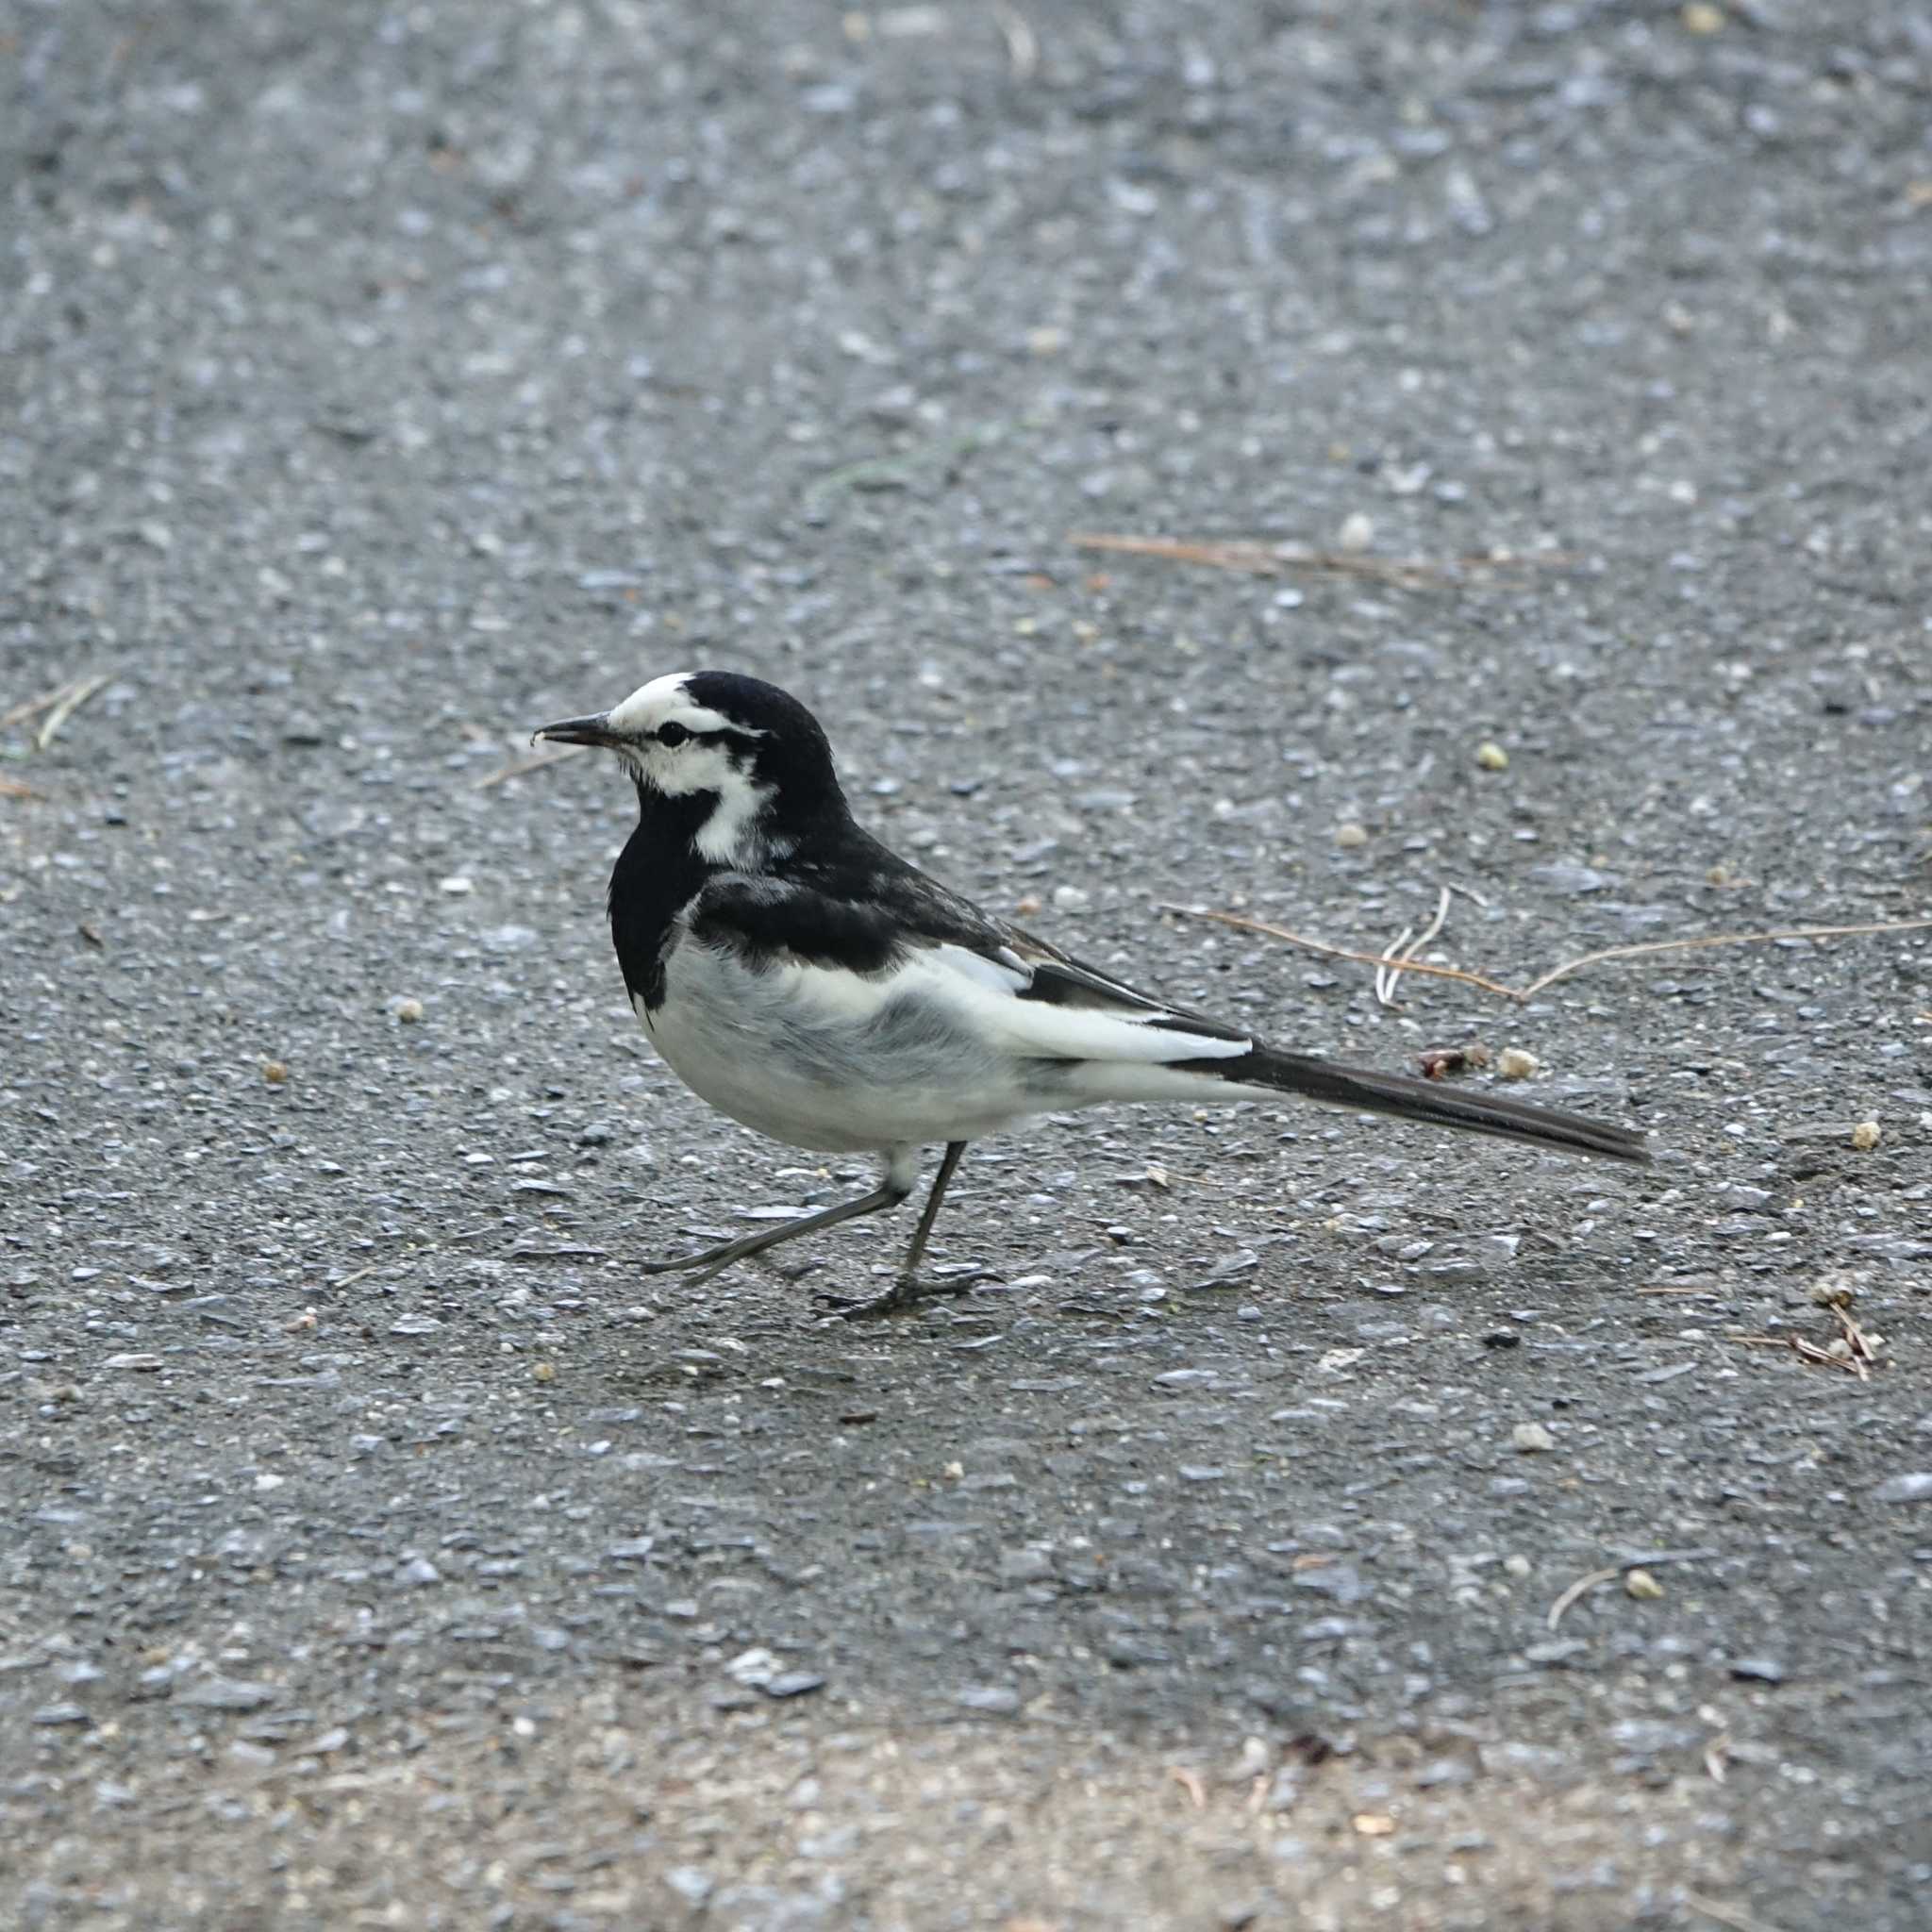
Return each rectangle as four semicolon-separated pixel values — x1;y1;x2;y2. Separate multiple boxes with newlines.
919;945;1253;1066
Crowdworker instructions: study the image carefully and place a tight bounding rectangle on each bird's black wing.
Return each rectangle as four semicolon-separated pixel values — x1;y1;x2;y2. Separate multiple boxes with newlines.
742;826;1254;1046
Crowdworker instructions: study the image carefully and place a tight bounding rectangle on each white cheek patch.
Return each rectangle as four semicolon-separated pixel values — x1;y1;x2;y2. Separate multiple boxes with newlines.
692;769;774;864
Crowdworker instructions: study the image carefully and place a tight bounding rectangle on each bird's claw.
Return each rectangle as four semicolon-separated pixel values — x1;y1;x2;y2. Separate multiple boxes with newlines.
813;1272;985;1322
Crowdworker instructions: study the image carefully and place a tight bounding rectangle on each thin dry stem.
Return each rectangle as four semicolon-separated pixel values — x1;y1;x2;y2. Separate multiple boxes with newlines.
990;1;1038;79
2;677;82;731
1545;1566;1621;1631
33;673;110;751
1375;886;1451;1006
1068;530;1575;589
1687;1892;1785;1932
1160;906;1932;1005
474;743;585;790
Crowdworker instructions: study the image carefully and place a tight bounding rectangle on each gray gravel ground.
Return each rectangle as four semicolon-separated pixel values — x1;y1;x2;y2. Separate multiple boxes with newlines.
5;2;1931;1926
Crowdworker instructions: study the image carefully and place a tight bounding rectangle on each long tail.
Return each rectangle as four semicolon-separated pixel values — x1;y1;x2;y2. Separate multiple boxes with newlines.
1181;1043;1651;1164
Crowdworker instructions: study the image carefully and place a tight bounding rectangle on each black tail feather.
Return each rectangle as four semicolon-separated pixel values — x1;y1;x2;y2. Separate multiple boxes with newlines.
1186;1045;1651;1164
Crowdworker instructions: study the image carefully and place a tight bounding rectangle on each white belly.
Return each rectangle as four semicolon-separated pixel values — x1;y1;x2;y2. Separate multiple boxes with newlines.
638;940;1044;1153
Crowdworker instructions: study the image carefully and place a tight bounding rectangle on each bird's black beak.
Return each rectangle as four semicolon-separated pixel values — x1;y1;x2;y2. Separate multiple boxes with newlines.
532;712;620;750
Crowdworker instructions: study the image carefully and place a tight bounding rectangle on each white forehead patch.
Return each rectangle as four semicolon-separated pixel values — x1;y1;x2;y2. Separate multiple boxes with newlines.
606;673;763;741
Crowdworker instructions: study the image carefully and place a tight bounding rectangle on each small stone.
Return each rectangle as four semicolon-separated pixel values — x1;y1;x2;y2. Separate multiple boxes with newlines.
1351;1812;1396;1837
261;1060;289;1085
101;1353;163;1372
176;1677;277;1710
760;1671;825;1700
956;1685;1021;1714
1681;2;1725;33
33;1704;91;1726
1808;1272;1858;1307
398;1557;441;1586
1729;1657;1785;1684
1511;1422;1556;1454
578;1121;616;1146
1496;1048;1540;1080
532;1360;557;1383
1338;511;1375;552
439;874;474;895
1051;885;1091;911
1624;1568;1664;1600
1872;1473;1932;1505
1850;1121;1881;1151
393;997;425;1024
388;1314;441;1336
1335;821;1369;849
1475;741;1509;772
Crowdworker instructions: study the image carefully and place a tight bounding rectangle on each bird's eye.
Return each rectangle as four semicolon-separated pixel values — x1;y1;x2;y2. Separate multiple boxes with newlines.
656;722;691;748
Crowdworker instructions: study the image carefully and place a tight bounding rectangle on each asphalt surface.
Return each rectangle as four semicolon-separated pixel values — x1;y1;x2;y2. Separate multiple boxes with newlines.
5;2;1931;1926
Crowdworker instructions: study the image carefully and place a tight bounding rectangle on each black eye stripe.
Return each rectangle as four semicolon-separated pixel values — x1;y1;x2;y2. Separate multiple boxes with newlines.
652;723;756;751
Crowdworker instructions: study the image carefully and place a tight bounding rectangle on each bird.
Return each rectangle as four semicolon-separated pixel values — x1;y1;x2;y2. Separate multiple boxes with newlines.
535;671;1649;1319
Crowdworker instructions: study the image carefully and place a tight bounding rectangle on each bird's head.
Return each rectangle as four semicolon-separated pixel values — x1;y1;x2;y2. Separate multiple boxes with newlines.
534;671;844;864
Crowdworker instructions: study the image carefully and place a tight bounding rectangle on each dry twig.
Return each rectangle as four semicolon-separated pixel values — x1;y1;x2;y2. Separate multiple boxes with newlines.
1724;1331;1865;1378
0;775;42;801
1159;906;1932;1004
1068;530;1574;589
33;673;110;750
1687;1893;1786;1932
1546;1547;1715;1631
1375;886;1451;1006
1545;1566;1622;1631
990;0;1038;79
1167;1766;1207;1810
2;678;79;731
473;743;584;790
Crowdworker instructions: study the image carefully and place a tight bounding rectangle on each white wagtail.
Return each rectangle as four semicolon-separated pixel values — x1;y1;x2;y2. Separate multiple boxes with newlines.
536;672;1648;1318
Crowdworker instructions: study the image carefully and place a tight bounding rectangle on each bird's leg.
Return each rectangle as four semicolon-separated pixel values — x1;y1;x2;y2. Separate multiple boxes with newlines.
641;1157;915;1288
820;1141;971;1321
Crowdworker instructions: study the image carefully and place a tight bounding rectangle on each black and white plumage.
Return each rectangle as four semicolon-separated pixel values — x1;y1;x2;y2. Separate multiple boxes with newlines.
536;672;1649;1317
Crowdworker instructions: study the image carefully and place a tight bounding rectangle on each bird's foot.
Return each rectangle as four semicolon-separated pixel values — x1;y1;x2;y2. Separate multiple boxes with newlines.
814;1271;980;1322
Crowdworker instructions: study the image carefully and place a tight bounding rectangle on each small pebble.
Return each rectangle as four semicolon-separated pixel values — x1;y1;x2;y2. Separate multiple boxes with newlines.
1511;1422;1556;1454
1729;1657;1785;1685
1872;1473;1932;1505
1497;1049;1540;1080
261;1060;289;1085
393;997;425;1024
1850;1121;1881;1151
1475;741;1509;772
1624;1568;1664;1600
1338;512;1375;552
438;874;474;896
1335;821;1369;849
